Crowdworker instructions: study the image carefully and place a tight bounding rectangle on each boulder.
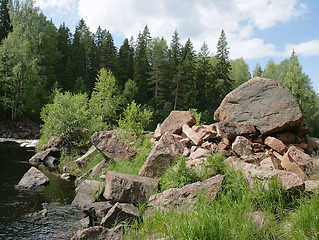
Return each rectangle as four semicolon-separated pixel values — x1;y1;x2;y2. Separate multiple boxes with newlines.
214;77;305;135
72;180;105;211
305;180;319;193
91;131;136;160
275;132;296;144
281;152;305;179
148;175;224;212
286;145;312;172
216;121;256;140
29;148;61;163
189;148;209;160
43;156;59;170
17;167;49;189
75;146;98;168
90;159;106;178
157;111;196;136
100;202;139;229
60;173;76;181
226;157;305;192
71;226;123;240
264;136;288;155
103;171;158;204
232;136;253;157
260;157;277;170
83;201;114;222
218;138;231;151
182;124;203;146
139;132;184;178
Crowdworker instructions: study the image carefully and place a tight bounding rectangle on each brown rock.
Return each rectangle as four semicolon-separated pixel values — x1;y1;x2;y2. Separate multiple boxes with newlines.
218;138;231;151
275;132;296;144
183;147;191;157
232;136;252;157
29;148;61;163
71;226;123;240
83;201;114;222
100;202;139;229
158;111;196;136
296;128;309;138
182;124;203;146
281;153;305;180
103;171;158;204
75;146;97;167
180;138;191;147
148;175;224;211
90;159;106;178
214;77;305;135
193;124;217;140
260;157;276;170
139;132;184;178
189;148;209;160
17;167;49;189
306;137;319;153
91;131;136;160
287;145;312;171
305;180;319;193
264;136;288;155
154;124;162;140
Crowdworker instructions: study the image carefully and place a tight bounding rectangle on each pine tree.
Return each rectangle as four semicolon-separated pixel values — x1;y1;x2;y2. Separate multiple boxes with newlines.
0;0;12;44
100;30;118;76
118;38;134;90
215;29;232;102
253;63;263;77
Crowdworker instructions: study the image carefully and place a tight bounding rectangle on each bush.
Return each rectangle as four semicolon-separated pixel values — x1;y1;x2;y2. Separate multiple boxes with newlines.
118;100;153;138
40;90;91;148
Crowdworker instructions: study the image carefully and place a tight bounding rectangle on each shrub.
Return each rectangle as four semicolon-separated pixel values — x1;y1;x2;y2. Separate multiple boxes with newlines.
118;100;153;138
40;90;91;148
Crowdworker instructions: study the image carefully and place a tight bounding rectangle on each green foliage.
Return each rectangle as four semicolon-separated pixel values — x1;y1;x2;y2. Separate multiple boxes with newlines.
118;100;153;137
89;68;123;130
122;79;138;105
230;57;251;89
159;155;201;192
188;108;204;126
40;91;90;148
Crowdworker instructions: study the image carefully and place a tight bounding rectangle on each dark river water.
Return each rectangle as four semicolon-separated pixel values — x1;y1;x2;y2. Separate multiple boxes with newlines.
0;143;82;240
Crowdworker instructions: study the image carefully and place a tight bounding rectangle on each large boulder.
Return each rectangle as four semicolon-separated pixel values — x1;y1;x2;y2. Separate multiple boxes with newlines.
215;121;256;140
72;180;105;211
139;132;184;178
156;111;196;137
103;171;158;204
91;131;136;160
214;77;305;135
71;226;123;240
148;175;224;212
17;167;49;189
83;201;114;223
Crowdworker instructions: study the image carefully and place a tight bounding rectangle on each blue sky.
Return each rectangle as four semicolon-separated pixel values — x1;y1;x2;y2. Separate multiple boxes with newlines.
34;0;319;93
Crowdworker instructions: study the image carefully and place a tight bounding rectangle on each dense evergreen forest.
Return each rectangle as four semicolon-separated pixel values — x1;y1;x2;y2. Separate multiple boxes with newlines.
1;0;319;136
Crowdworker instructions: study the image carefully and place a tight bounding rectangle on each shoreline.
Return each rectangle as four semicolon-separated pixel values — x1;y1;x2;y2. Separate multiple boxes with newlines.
0;138;38;148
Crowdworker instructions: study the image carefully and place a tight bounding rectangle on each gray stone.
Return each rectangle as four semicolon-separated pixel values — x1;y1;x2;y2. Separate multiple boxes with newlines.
103;171;158;204
71;226;123;240
92;131;136;160
43;156;59;170
139;132;184;178
83;201;114;222
148;175;224;211
232;136;253;157
216;121;256;140
72;180;105;211
75;146;97;168
17;167;49;189
90;159;106;178
29;148;61;163
60;173;76;181
214;77;305;135
100;202;139;229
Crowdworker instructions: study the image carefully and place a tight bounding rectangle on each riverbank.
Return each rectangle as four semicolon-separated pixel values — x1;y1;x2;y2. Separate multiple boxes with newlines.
0;120;40;139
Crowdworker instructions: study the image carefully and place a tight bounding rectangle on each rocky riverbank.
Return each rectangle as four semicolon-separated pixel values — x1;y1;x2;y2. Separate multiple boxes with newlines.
18;77;319;239
0;120;40;139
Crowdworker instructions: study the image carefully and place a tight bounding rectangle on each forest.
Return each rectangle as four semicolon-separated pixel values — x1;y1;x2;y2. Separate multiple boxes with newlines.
1;0;319;137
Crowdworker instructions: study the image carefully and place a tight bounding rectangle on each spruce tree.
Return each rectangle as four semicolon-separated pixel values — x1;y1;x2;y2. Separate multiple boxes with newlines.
100;30;118;76
118;38;134;90
0;0;12;44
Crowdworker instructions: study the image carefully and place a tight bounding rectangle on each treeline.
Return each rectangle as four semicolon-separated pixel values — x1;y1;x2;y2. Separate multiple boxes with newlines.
1;0;319;136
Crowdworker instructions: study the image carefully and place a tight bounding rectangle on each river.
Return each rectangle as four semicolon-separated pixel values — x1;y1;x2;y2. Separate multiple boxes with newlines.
0;143;82;240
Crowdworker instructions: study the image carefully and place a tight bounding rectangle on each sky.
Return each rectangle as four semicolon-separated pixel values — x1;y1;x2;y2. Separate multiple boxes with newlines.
34;0;319;93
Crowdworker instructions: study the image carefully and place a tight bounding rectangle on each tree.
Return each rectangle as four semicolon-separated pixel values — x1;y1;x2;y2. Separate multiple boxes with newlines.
253;62;263;77
0;0;12;44
118;38;134;90
134;25;151;104
100;30;118;76
230;57;251;89
215;29;232;102
262;59;280;81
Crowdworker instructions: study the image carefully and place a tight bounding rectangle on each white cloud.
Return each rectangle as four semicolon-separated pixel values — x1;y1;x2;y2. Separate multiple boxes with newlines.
76;0;308;59
35;0;77;12
286;40;319;57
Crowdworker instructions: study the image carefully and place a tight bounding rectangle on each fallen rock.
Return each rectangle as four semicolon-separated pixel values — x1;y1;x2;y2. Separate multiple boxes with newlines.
305;180;319;193
43;156;59;171
281;153;305;179
260;157;277;170
75;146;98;168
148;175;224;212
72;180;105;211
214;77;305;135
275;132;296;144
90;159;106;178
29;148;61;163
218;138;231;151
60;173;76;181
264;136;287;155
103;171;158;204
189;148;209;160
157;111;196;137
192;124;217;140
182;124;203;146
100;202;139;229
17;167;49;189
83;201;114;223
216;121;256;140
91;131;136;160
232;136;253;157
139;132;184;178
71;226;123;240
286;145;312;172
